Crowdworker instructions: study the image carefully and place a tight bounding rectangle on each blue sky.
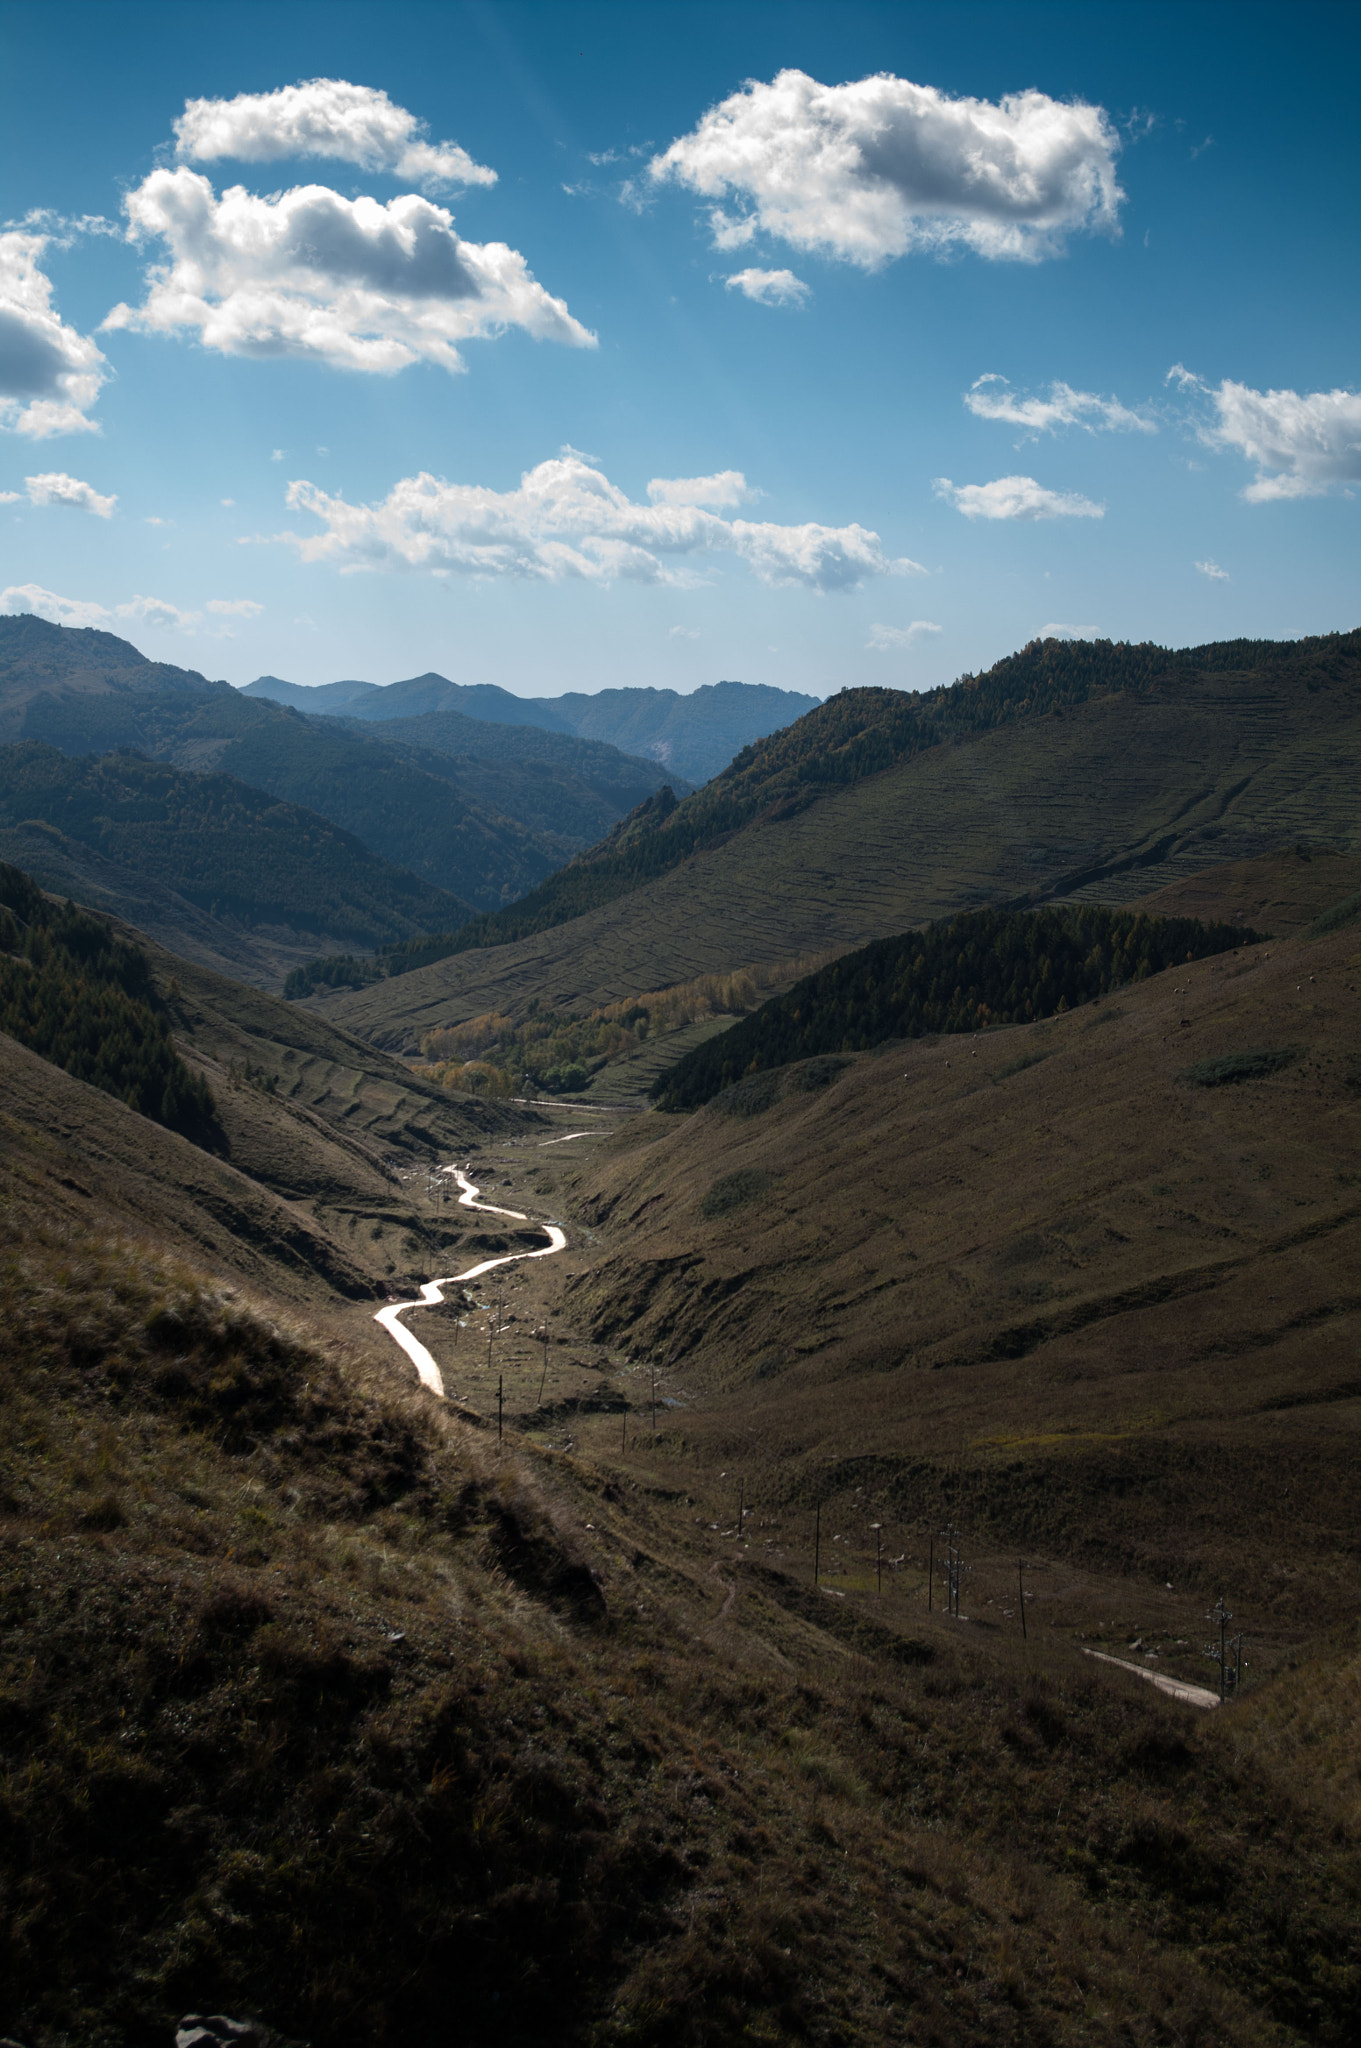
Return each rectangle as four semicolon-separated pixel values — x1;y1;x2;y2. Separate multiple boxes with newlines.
1;0;1357;698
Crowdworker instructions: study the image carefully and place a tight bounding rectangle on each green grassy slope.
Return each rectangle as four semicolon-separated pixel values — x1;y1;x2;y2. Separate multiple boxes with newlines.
328;633;1361;1053
0;743;469;949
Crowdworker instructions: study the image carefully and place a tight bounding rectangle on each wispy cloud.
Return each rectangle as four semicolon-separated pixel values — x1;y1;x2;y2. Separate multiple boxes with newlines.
205;597;263;616
0;583;201;631
1170;365;1361;501
647;469;754;509
724;267;810;307
965;373;1153;437
934;474;1105;521
1195;558;1230;581
867;620;941;650
651;68;1122;265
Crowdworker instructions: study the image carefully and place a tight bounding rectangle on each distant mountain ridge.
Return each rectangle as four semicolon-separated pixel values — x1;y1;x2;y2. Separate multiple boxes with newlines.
0;617;685;916
241;671;822;786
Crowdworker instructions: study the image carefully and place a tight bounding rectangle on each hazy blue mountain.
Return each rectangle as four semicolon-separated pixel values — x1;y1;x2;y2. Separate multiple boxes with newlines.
0;742;470;951
243;671;822;783
0;619;678;912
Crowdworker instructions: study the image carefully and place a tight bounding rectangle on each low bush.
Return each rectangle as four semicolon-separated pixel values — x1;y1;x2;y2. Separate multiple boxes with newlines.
1182;1047;1301;1087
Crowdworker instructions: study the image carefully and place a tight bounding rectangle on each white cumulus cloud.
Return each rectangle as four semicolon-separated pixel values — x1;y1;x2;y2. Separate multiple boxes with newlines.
1195;558;1230;580
0;231;108;438
23;470;116;517
0;583;202;632
205;596;264;615
725;267;810;306
646;469;754;509
174;78;496;194
965;373;1152;435
934;474;1105;521
277;450;922;591
650;69;1122;266
867;620;941;649
103;169;594;374
668;625;700;639
1038;622;1096;640
1170;366;1361;501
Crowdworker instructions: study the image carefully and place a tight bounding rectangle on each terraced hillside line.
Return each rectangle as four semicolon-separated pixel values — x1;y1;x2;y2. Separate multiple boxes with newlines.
374;1167;567;1397
329;651;1361;1053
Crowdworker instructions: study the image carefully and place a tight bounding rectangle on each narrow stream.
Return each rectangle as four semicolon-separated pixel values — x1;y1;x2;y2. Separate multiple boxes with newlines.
373;1166;567;1399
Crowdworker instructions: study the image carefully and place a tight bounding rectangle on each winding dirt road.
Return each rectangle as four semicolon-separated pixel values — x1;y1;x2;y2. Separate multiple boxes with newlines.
373;1166;566;1399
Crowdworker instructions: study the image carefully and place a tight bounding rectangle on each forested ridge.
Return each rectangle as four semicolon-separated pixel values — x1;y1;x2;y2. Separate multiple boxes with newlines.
407;629;1361;964
0;861;217;1138
0;743;469;948
651;903;1263;1110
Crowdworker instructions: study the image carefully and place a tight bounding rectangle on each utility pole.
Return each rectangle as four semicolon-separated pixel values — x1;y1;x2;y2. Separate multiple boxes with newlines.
537;1325;549;1405
1205;1594;1234;1703
871;1522;883;1593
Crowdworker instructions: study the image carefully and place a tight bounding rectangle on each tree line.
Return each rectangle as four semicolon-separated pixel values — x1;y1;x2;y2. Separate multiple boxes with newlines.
650;903;1263;1111
0;860;217;1139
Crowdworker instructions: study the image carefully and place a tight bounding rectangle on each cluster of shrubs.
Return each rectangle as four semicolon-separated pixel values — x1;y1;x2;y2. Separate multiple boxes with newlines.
0;860;216;1138
652;903;1262;1111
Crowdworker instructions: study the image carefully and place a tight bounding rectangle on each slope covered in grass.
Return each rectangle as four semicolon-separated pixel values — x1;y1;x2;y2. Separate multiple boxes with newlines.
651;904;1261;1110
329;629;1361;1056
408;629;1361;962
3;1208;1360;2047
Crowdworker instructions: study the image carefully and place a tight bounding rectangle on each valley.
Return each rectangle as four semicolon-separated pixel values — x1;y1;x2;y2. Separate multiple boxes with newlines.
2;619;1359;2048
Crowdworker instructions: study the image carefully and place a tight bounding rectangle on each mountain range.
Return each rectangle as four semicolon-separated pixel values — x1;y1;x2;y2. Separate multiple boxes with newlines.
242;670;821;786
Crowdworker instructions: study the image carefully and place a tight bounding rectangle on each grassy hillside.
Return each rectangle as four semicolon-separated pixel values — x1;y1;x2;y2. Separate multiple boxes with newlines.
651;904;1261;1110
2;1159;1359;2044
0;743;469;951
3;849;1361;2041
0;860;528;1310
390;629;1359;966
328;630;1361;1055
550;908;1361;1638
